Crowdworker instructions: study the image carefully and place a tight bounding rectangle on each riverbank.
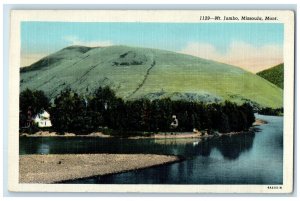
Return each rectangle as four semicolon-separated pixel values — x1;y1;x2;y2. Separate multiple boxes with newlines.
20;118;267;139
253;118;268;126
20;131;112;138
19;154;180;183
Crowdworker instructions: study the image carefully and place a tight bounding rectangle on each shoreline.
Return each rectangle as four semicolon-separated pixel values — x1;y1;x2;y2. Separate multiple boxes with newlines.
20;118;267;139
252;118;268;126
20;154;181;184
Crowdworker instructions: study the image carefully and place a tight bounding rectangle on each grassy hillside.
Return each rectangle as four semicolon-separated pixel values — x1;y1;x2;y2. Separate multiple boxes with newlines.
20;45;283;108
257;63;284;89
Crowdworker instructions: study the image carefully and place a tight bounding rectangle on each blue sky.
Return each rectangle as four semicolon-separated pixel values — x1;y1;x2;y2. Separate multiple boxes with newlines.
21;22;284;72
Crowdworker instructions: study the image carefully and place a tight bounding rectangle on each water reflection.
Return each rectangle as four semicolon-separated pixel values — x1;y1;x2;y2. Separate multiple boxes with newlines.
150;132;256;160
37;144;50;154
20;132;256;161
214;133;255;160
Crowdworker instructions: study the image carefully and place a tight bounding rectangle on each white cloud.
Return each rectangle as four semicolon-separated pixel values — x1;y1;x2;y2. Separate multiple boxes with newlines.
64;36;113;47
180;41;283;73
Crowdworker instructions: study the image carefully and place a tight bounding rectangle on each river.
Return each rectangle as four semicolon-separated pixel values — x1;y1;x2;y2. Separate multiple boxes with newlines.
19;114;283;184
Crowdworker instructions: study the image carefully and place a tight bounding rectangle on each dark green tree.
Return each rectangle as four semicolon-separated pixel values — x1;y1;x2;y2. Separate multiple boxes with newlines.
218;112;230;133
89;86;119;128
50;88;101;134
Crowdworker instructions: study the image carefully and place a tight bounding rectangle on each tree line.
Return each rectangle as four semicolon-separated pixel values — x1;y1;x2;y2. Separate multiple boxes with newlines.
258;107;283;116
20;87;256;135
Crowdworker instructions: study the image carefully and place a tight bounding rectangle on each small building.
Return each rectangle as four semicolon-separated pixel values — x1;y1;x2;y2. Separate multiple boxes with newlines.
33;110;52;128
170;115;178;129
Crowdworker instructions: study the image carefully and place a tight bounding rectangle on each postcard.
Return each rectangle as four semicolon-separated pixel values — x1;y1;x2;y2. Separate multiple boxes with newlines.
8;10;294;193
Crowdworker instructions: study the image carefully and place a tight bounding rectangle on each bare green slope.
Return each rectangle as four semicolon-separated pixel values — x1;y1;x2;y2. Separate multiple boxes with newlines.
20;45;283;108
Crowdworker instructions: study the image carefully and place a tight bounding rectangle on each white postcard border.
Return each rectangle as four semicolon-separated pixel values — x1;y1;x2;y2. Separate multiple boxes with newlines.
8;10;295;193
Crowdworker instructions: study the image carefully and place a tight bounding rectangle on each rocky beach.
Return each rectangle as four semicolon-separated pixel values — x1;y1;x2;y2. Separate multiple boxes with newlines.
19;154;180;183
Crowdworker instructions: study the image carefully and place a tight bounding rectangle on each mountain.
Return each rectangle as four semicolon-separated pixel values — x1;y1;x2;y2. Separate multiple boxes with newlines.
20;45;283;108
257;63;284;89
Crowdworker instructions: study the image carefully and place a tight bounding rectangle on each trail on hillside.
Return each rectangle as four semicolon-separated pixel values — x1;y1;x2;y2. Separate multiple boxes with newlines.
68;60;104;87
25;55;91;92
48;55;92;97
70;55;90;67
36;76;56;90
127;59;156;98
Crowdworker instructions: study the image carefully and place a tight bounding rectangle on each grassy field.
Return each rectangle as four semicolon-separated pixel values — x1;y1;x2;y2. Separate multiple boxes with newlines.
20;45;283;108
257;63;284;89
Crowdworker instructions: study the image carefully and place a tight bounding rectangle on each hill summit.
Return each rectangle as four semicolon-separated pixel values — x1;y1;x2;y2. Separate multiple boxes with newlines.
20;45;283;108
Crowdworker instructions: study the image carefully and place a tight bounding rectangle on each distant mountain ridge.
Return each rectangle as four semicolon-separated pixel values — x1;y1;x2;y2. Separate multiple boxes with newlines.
257;63;284;89
20;45;283;108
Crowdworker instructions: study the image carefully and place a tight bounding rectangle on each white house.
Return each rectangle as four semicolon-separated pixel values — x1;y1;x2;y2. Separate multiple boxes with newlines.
33;110;52;128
